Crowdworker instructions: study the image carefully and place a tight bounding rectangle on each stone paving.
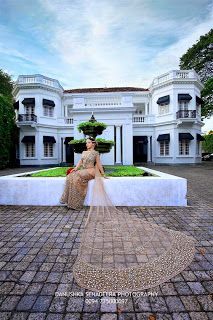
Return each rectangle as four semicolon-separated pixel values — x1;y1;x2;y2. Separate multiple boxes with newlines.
0;163;212;320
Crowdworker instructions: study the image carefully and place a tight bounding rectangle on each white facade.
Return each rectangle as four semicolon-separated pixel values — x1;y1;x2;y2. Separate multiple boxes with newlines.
13;70;204;167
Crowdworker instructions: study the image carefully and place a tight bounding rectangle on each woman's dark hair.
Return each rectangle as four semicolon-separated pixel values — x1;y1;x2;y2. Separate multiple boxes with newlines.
86;136;98;149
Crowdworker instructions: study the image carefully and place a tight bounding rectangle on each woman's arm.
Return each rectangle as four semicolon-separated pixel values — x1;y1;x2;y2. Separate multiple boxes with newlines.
73;158;83;171
95;153;105;175
73;152;83;171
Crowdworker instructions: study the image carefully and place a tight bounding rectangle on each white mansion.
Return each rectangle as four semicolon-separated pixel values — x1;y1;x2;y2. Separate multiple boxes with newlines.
13;70;205;167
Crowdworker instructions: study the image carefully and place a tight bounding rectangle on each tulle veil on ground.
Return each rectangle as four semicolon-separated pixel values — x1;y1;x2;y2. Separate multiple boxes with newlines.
73;163;197;292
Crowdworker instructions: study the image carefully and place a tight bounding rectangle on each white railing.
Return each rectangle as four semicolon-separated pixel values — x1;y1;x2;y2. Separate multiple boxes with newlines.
152;72;172;85
85;97;121;107
65;118;74;124
133;115;155;124
17;75;63;90
151;70;200;87
85;102;121;108
133;116;145;123
22;77;36;83
176;71;189;79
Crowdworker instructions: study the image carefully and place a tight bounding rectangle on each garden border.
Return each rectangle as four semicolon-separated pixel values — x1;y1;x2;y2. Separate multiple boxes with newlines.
0;166;187;206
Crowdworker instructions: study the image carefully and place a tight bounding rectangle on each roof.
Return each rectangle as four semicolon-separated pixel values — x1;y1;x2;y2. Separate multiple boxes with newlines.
64;87;149;93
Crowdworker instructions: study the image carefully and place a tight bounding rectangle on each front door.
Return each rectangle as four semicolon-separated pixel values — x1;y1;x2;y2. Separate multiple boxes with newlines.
133;136;148;163
66;137;74;164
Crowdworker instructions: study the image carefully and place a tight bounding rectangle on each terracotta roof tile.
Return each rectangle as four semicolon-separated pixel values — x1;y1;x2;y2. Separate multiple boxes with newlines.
64;87;149;93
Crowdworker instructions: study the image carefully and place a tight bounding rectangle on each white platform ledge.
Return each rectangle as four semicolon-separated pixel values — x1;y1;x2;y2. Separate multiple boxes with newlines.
0;167;187;207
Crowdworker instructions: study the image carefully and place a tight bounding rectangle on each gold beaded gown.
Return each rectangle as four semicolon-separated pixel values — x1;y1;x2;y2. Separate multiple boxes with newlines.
71;154;197;293
60;150;99;210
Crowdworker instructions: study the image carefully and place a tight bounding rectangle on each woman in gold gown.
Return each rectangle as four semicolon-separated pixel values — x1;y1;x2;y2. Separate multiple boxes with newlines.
61;137;197;293
60;136;107;210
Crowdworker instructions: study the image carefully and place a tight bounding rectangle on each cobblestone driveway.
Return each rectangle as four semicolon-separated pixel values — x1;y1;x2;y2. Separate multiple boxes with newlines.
0;163;212;320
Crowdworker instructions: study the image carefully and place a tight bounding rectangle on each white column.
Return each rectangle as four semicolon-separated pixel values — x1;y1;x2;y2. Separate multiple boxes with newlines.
62;138;66;162
147;136;151;162
116;125;122;164
145;103;148;115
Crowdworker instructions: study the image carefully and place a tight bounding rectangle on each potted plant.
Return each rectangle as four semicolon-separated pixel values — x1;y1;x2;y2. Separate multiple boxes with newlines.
69;138;87;153
77;121;107;137
71;114;115;154
96;138;115;153
69;138;115;154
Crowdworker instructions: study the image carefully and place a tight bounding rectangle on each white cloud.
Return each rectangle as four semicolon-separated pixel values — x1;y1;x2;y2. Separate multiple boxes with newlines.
149;9;213;79
1;0;212;89
202;116;213;133
38;0;212;89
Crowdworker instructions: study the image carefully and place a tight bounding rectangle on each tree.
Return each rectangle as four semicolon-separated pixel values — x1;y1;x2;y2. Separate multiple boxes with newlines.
201;78;213;119
0;69;13;98
179;29;213;119
0;69;18;169
202;131;213;153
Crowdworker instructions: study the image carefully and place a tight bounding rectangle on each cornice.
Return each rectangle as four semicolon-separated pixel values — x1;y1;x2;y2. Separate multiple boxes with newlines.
62;91;149;99
13;84;63;97
149;79;204;93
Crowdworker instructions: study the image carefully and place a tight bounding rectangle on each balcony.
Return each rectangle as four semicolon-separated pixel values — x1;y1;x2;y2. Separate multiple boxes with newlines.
64;118;74;124
133;116;145;123
18;113;37;124
133;115;155;124
14;74;63;92
176;110;196;119
151;70;203;88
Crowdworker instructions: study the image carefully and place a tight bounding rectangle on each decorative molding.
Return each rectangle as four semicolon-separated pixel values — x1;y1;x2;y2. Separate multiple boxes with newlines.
13;84;63;96
150;79;203;92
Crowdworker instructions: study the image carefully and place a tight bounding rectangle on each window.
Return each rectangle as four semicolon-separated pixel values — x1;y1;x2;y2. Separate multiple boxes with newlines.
135;107;145;115
67;105;73;117
43;105;54;117
44;142;53;157
179;101;189;111
25;143;35;157
25;105;35;114
134;103;145;115
196;103;201;116
179;140;189;155
158;103;169;115
196;141;200;155
160;141;169;156
16;145;20;159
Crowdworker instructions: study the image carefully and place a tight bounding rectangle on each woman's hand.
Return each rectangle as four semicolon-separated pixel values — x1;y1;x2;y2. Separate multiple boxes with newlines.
101;173;109;179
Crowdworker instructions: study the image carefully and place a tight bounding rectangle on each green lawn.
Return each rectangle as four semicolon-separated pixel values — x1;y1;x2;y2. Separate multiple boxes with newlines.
29;166;147;177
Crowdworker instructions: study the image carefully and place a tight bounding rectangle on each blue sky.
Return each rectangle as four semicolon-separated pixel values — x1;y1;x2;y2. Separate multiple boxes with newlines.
0;0;212;130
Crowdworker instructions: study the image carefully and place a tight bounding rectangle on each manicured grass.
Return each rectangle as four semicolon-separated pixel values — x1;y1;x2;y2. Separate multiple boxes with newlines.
105;166;145;177
29;166;146;177
31;167;70;177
